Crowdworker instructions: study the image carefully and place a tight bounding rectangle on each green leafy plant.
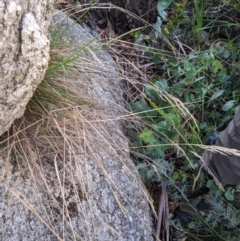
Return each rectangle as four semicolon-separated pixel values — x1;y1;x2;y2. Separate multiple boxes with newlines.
126;1;240;239
153;0;173;36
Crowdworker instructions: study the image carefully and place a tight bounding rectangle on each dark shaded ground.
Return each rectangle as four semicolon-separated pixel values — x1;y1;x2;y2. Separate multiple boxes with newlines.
59;0;158;34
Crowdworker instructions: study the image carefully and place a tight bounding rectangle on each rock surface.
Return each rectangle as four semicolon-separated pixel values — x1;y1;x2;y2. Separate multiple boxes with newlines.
0;0;55;136
0;11;154;241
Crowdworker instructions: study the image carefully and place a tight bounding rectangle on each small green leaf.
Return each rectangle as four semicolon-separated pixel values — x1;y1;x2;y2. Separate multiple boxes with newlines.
157;0;172;15
156;120;171;130
172;171;179;180
153;17;162;37
223;51;230;59
212;189;223;198
222;100;235;112
208;89;225;107
146;145;165;158
137;163;148;182
166;20;173;32
184;61;196;80
155;79;168;91
162;27;170;35
181;173;187;183
186;69;196;80
235;185;240;192
207;179;214;188
225;189;235;201
159;10;168;20
125;100;146;112
143;35;150;40
153;54;162;64
200;122;207;129
212;60;222;72
139;129;155;144
171;81;185;96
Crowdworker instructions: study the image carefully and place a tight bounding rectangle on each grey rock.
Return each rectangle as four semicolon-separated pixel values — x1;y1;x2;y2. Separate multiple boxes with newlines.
0;10;154;241
0;0;56;136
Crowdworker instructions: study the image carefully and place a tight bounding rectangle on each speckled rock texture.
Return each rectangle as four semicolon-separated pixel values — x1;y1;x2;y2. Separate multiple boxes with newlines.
0;0;55;136
0;10;154;241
